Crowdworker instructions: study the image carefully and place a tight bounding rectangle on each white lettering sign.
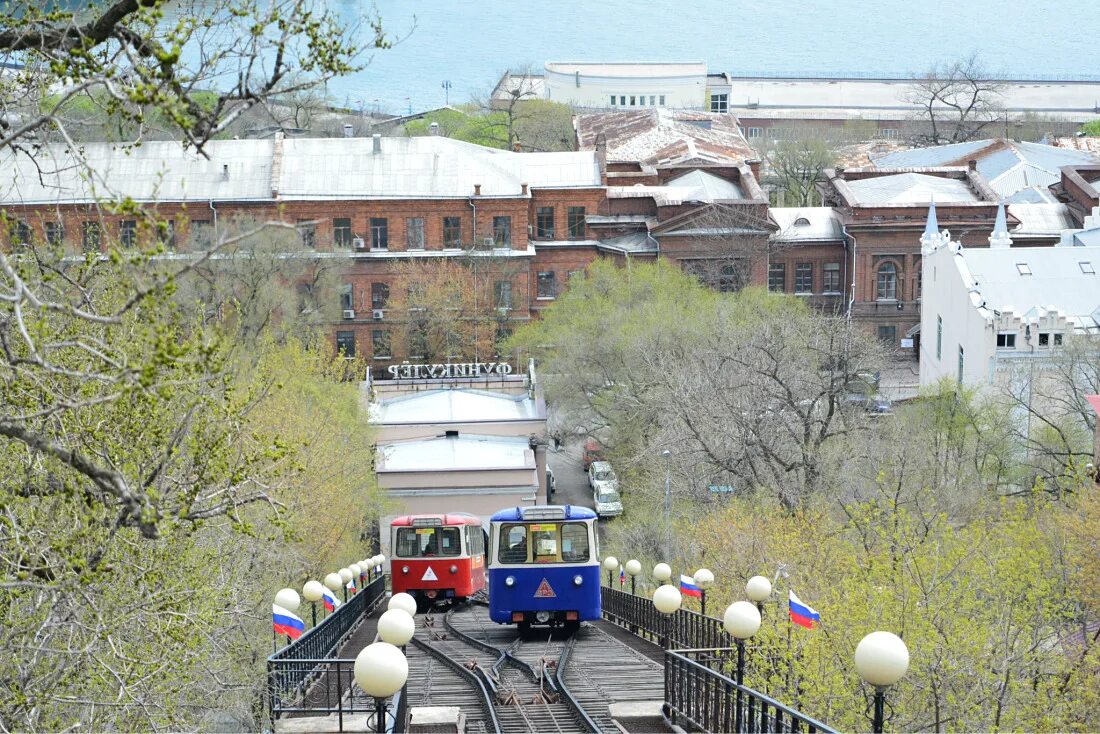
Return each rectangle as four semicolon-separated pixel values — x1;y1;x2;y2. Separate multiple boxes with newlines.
900;338;914;349
386;362;515;379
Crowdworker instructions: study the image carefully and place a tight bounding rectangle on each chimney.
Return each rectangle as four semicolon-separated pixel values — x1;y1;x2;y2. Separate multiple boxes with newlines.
968;159;977;171
512;141;522;152
428;121;440;136
343;123;353;138
521;183;529;196
474;183;481;196
745;158;761;182
372;133;382;153
221;164;229;181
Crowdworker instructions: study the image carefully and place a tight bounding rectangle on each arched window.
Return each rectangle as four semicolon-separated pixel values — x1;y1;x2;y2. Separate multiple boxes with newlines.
794;217;811;226
876;262;898;301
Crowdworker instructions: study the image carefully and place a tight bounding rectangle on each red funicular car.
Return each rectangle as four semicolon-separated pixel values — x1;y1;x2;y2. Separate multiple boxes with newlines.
390;513;487;611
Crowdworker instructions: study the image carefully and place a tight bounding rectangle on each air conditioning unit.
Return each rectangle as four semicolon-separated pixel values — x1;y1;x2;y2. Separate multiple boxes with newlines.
372;309;384;320
352;237;366;250
527;224;534;235
483;236;495;248
342;309;355;320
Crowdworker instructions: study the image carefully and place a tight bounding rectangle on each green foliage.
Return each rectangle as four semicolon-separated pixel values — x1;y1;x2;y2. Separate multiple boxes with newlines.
404;100;576;152
1081;120;1100;136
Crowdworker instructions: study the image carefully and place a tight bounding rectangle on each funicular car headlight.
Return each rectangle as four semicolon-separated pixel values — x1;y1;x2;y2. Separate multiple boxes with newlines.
505;576;516;587
574;575;583;586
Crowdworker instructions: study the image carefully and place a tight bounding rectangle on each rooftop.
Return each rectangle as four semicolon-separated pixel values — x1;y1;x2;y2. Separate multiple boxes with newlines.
844;172;980;204
575;108;756;166
871;139;1099;203
770;207;844;242
0;136;602;205
377;434;535;473
545;61;707;78
951;245;1100;331
370;388;541;424
1007;203;1077;237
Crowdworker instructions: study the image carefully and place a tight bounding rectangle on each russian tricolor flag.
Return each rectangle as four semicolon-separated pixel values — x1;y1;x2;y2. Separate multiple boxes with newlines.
272;604;305;640
322;588;340;612
789;590;820;629
346;578;356;595
619;565;625;586
679;574;702;598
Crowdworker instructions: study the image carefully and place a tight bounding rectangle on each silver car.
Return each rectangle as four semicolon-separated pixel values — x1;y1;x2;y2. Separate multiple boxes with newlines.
588;461;623;518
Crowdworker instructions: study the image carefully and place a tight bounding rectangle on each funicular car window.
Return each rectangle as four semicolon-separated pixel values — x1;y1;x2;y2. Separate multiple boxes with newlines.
497;523;589;564
396;527;460;557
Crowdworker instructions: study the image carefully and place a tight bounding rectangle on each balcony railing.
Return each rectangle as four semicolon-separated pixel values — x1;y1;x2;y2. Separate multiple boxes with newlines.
602;585;726;649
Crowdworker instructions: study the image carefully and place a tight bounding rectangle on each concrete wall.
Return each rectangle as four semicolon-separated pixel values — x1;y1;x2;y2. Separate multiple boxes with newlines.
919;245;993;386
545;65;706;109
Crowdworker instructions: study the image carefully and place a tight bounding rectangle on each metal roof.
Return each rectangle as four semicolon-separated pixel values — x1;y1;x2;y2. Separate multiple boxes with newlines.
954;245;1100;331
546;61;706;78
845;172;979;204
0;136;602;205
1007;203;1076;235
770;207;844;242
377;434;534;472
370;388;541;424
872;139;1099;201
664;170;744;201
576;108;755;165
597;232;656;254
490;505;597;521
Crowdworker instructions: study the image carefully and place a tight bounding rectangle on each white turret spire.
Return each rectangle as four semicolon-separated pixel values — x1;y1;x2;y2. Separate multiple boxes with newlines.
988;201;1013;248
920;198;948;254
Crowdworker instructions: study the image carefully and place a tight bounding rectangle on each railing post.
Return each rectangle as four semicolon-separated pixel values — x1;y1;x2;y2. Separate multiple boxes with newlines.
735;640;745;733
337;661;345;733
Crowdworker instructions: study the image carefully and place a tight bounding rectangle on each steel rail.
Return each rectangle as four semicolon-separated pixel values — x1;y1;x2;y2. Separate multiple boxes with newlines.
408;635;502;734
553;635;604;734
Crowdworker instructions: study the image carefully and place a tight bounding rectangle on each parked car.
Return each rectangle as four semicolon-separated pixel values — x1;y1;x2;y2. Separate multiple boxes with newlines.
844;392;892;414
582;439;604;470
588;461;617;490
546;467;556;496
587;461;623;518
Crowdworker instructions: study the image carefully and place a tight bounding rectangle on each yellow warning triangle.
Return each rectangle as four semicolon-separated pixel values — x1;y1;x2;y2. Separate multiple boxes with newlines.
534;578;556;598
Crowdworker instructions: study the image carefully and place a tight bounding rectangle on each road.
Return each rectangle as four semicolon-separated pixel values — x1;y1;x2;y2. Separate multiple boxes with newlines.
547;438;613;544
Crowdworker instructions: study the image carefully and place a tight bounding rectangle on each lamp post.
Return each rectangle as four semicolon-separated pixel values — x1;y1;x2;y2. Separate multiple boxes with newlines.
349;564;362;594
661;449;672;561
724;600;762;733
855;631;910;734
653;563;672;587
323;573;343;618
653;584;682;649
354;642;409;734
302;580;324;627
603;556;619;587
746;575;772;615
339;568;353;603
625;559;642;596
693;568;714;616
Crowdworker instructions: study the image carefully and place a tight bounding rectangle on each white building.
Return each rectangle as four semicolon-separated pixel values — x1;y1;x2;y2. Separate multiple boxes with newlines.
543;62;707;110
919;202;1100;387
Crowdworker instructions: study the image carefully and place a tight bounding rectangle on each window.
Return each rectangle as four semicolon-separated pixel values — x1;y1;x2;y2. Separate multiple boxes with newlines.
339;284;354;311
881;128;899;139
493;216;511;246
1016;262;1032;276
876;262;898;300
537;271;557;299
659;95;666;105
370;217;388;250
406;218;425;250
494;280;513;309
823;262;841;293
610;95;617;106
535;207;555;239
630;96;636;106
1039;332;1050;347
119;220;137;248
45;222;64;247
1080;261;1095;274
567;206;586;239
333;217;352;248
443;217;462;247
649;95;656;105
395;527;460;558
936;316;943;359
718;263;746;293
82;221;101;252
768;262;786;292
638;96;645;106
371;330;391;359
1054;333;1063;346
407;323;427;358
162;219;176;250
957;345;965;383
710;93;729;113
335;331;356;358
620;96;626;106
297;220;315;249
996;333;1016;348
497;522;589;564
371;282;389;309
795;263;813;294
8;219;30;248
747;127;763;138
191;219;212;248
560;523;590;562
878;325;897;345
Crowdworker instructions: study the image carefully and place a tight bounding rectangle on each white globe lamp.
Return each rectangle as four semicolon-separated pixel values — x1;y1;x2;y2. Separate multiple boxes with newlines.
653;562;672;584
603;556;618;586
388;592;418;617
354;641;409;730
274;587;300;613
625;559;642;576
377;609;416;647
693;568;714;589
349;563;362;578
855;631;909;734
324;573;343;592
746;575;772;605
338;567;353;584
653;584;682;614
723;601;761;640
302;580;324;603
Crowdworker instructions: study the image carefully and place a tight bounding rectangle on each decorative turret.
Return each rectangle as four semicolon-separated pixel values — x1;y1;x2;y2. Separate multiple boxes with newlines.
920;199;948;255
988;202;1013;249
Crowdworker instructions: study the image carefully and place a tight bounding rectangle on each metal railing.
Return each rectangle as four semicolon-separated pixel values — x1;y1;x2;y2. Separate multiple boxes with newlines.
602;585;726;650
665;648;838;734
268;574;389;728
268;658;406;732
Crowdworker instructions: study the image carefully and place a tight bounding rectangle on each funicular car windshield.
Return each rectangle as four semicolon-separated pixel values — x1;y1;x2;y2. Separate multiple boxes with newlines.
497;522;590;564
395;526;461;557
